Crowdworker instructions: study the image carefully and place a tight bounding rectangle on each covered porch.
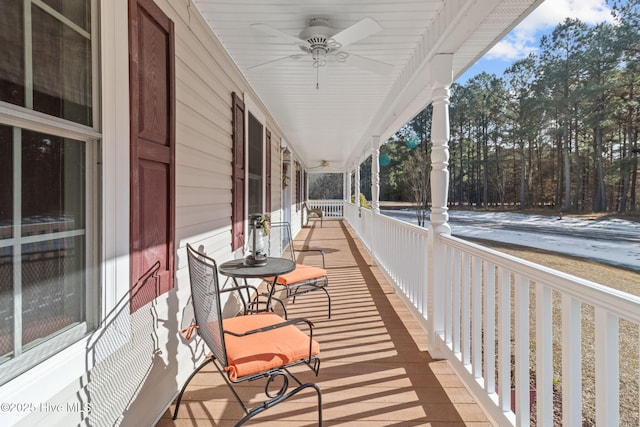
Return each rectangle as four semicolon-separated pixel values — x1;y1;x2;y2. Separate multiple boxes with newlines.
3;1;638;426
160;220;494;426
165;203;639;426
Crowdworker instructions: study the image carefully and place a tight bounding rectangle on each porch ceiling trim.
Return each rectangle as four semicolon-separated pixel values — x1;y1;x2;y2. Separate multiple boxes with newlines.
192;0;543;172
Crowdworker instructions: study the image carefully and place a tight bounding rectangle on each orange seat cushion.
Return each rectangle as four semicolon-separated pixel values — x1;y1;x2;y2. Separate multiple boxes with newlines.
222;313;320;381
267;264;327;286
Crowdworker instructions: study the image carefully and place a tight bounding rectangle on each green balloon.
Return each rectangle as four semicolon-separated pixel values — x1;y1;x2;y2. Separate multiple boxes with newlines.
406;135;420;148
379;153;391;167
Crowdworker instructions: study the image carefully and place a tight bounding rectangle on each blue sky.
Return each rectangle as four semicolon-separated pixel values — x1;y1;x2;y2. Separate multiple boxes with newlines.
456;0;616;84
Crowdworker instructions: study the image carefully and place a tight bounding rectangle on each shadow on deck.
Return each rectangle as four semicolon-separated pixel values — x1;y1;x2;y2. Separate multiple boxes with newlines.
158;220;495;426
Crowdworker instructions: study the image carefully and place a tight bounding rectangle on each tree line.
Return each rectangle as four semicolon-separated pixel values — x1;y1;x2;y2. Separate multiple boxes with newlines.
377;0;639;216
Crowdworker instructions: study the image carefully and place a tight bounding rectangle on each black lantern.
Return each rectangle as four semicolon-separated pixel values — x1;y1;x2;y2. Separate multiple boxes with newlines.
244;213;268;266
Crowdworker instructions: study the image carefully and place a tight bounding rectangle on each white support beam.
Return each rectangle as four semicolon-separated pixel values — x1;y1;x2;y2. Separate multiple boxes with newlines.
370;136;380;265
371;136;380;214
428;53;453;234
427;53;453;358
345;168;352;202
355;164;360;208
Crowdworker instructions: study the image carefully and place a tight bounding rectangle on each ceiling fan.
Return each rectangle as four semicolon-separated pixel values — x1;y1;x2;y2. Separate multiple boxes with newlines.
249;17;393;88
308;160;331;170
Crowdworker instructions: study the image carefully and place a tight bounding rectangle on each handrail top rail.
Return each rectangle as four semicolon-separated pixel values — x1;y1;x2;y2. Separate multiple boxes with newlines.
374;210;429;236
441;233;640;322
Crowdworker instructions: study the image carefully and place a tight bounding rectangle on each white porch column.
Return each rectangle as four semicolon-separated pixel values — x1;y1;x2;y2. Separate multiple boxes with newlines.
427;53;453;359
370;136;381;264
371;137;381;214
344;170;350;203
355;163;361;208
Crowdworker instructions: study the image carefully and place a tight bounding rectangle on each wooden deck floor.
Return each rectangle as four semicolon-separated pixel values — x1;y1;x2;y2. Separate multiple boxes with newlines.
158;220;495;426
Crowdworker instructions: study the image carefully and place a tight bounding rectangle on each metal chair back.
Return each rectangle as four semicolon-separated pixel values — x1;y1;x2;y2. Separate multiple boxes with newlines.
266;221;296;263
185;243;227;367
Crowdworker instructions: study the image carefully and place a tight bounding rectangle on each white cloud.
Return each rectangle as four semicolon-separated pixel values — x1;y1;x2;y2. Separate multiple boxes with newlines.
486;32;538;61
485;0;614;61
521;0;614;30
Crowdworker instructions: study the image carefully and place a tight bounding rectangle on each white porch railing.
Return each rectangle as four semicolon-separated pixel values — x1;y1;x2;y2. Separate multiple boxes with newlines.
374;214;429;315
337;200;640;427
345;202;429;323
344;203;371;250
344;202;359;233
438;234;640;426
306;199;344;218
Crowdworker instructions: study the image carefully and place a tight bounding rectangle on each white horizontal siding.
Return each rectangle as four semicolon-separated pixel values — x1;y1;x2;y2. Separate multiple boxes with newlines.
9;0;286;425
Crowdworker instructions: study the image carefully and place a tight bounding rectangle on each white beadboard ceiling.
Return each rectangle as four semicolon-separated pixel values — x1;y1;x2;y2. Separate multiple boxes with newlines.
192;0;542;171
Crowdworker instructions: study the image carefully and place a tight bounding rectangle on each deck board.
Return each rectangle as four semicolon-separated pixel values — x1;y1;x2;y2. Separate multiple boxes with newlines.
158;220;495;426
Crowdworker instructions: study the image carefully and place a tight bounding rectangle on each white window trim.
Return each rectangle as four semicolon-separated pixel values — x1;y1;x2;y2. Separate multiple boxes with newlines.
99;0;131;315
0;84;101;427
0;2;128;424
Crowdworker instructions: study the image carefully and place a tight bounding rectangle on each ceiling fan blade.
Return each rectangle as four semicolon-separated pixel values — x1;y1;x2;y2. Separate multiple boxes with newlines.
248;54;307;70
329;17;382;49
251;23;307;45
343;53;394;75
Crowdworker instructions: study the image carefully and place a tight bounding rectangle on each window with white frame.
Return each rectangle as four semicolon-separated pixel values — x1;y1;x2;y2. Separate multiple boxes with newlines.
247;112;264;216
232;94;271;252
0;0;99;385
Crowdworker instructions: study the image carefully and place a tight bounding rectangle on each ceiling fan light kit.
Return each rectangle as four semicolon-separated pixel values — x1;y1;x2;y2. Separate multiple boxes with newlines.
250;17;392;89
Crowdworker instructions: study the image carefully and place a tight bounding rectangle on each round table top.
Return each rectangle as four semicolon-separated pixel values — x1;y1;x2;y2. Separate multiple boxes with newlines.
218;257;295;278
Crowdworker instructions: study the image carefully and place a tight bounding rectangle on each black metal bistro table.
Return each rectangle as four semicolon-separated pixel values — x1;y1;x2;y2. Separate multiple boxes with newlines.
218;257;295;315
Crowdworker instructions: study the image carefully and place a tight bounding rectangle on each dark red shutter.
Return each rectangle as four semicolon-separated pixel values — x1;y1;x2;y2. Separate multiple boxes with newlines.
231;92;245;251
265;128;272;213
128;0;175;311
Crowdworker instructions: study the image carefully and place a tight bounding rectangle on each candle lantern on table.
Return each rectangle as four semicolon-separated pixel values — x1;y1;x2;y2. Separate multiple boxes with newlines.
244;213;268;266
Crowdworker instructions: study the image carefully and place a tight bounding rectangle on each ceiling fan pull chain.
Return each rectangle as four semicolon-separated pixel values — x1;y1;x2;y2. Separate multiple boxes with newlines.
316;65;320;90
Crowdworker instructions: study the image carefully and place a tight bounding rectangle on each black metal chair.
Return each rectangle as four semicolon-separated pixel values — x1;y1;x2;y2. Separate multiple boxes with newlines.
173;243;322;426
264;222;331;319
